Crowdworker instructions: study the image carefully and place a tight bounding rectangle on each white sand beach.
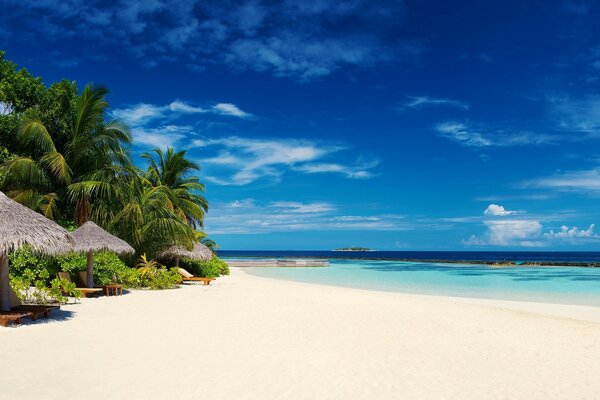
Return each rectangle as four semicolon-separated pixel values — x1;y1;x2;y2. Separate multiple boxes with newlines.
2;267;600;400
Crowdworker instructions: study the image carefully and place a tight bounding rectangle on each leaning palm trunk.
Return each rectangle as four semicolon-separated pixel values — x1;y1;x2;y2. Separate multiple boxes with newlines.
75;195;90;226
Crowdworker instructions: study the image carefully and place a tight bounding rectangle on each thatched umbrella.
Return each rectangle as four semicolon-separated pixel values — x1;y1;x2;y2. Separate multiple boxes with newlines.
0;191;74;311
158;242;213;266
71;221;134;288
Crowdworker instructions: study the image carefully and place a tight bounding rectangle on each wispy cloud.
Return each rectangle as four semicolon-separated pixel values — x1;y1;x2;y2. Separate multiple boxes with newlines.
294;159;380;179
193;136;379;185
2;0;416;81
436;121;561;147
402;96;469;110
212;103;252;118
111;100;251;149
547;95;600;134
112;100;249;127
522;169;600;193
205;199;407;234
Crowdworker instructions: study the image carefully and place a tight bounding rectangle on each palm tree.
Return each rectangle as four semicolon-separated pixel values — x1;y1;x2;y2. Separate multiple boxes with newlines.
0;84;130;225
110;170;196;257
141;148;208;229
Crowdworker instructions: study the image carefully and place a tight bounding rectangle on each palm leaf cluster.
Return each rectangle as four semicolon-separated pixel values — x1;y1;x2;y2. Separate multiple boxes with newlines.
0;83;211;258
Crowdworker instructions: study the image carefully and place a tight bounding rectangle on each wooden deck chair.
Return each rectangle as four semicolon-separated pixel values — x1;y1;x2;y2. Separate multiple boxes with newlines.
12;305;60;320
177;268;216;285
57;272;103;297
0;311;34;327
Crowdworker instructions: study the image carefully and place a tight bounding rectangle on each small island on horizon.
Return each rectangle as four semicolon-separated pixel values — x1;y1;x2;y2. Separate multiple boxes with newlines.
333;247;374;252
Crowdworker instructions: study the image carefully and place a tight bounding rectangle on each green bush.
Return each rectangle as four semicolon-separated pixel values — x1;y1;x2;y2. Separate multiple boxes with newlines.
10;269;82;304
56;251;132;286
9;246;58;279
136;266;181;289
180;256;229;278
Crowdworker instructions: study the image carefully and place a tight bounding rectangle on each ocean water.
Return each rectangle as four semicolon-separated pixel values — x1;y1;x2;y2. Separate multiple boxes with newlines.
220;253;600;306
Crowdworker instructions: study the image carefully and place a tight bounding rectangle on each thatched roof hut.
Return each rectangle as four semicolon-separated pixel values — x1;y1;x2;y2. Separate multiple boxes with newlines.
0;191;74;311
72;222;134;255
71;221;134;288
158;242;213;265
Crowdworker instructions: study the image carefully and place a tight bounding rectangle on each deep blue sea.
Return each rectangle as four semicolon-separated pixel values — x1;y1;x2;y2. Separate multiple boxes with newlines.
220;251;600;306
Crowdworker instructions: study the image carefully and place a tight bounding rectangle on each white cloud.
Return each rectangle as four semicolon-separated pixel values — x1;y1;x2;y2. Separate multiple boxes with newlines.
294;160;379;179
205;199;406;234
484;220;543;246
212;103;251;118
545;224;598;239
465;204;600;247
464;219;544;247
270;201;335;213
403;96;469;110
111;100;252;151
194;136;378;185
112;101;205;126
332;216;381;222
436;121;560;147
523;169;600;193
130;125;190;149
484;204;518;216
112;100;248;127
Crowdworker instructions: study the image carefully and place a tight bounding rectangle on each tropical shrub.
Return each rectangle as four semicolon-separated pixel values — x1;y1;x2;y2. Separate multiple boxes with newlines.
10;268;81;304
56;251;132;286
137;267;181;289
133;254;181;289
180;256;229;278
8;246;58;278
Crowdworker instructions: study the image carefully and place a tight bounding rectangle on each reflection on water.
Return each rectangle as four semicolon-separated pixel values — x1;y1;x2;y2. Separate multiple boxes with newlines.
241;259;600;307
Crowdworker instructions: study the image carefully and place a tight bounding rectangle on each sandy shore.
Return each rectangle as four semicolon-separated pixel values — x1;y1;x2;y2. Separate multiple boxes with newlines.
2;267;600;400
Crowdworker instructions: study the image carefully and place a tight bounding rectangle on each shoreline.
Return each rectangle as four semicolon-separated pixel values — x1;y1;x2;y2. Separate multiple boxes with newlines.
224;255;600;267
240;268;600;323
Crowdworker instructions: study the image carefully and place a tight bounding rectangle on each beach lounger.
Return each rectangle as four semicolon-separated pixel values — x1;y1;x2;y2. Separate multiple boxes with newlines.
12;305;60;320
57;272;103;297
177;268;216;285
0;311;34;327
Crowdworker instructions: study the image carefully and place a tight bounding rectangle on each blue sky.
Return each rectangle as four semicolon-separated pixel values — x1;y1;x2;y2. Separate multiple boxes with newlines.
2;0;600;250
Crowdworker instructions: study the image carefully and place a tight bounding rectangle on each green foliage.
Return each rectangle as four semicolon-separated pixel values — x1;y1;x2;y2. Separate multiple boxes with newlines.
132;255;181;289
9;246;58;278
136;266;181;290
180;256;229;278
56;252;179;289
1;52;214;266
56;251;132;286
10;269;81;305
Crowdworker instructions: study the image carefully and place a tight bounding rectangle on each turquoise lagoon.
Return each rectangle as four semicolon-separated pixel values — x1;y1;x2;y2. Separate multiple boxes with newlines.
234;259;600;307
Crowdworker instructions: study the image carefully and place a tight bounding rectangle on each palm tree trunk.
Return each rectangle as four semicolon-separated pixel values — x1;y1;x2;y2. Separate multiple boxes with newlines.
86;250;94;288
175;256;180;267
0;252;10;311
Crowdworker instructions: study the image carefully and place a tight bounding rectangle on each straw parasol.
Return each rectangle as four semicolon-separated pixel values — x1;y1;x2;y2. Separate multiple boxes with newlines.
0;191;74;311
158;242;213;266
71;221;134;288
